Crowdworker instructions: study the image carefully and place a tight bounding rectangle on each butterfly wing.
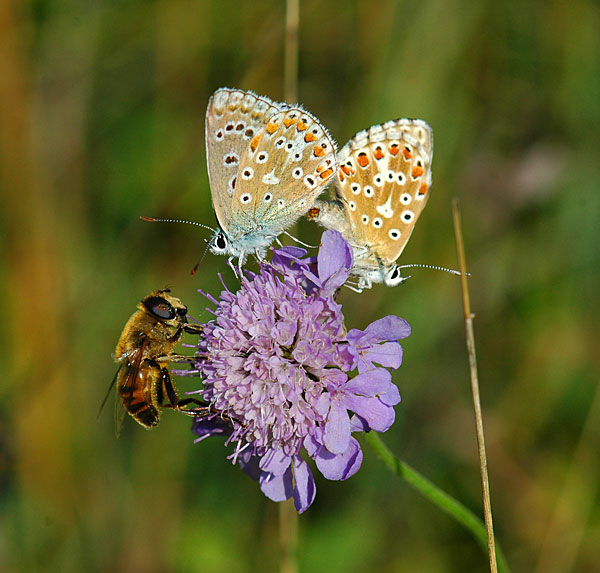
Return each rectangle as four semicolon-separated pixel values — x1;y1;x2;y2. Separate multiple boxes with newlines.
333;119;433;268
205;88;282;237
229;106;337;247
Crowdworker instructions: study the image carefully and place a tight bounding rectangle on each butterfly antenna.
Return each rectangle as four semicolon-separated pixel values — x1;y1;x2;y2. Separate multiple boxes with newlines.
191;241;211;275
397;263;471;277
282;231;316;249
140;216;215;233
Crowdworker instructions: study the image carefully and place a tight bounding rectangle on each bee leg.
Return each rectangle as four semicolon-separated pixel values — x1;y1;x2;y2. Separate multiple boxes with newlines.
154;354;196;363
176;397;211;417
158;366;180;409
183;323;204;336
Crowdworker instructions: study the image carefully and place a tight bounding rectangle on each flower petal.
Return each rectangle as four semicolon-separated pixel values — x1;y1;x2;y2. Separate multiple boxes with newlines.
317;230;353;290
365;316;411;341
260;466;294;502
323;398;351;454
259;448;292;476
315;436;363;481
345;395;396;432
344;368;392;397
363;341;404;369
292;457;316;513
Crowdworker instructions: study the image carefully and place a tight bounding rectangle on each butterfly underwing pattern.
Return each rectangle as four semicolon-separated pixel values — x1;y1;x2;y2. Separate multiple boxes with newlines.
205;88;337;265
307;119;433;290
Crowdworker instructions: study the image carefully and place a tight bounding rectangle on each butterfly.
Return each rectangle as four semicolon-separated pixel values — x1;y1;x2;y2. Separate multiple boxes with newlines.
308;119;433;291
205;88;337;266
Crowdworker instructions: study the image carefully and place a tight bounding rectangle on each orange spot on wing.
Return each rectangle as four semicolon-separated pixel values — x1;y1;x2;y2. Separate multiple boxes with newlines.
389;143;400;156
283;117;296;128
357;152;369;168
320;168;334;180
341;165;351;176
418;183;428;195
373;147;385;160
250;134;262;152
304;132;317;142
296;121;308;131
412;165;424;178
266;122;278;134
403;147;412;160
313;145;326;157
338;168;345;182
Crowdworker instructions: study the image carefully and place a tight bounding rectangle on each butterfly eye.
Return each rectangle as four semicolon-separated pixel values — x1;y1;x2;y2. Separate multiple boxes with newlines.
384;266;404;287
389;229;401;240
210;232;229;254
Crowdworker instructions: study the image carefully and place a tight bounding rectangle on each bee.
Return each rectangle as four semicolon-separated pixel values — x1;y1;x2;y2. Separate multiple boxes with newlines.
101;289;208;433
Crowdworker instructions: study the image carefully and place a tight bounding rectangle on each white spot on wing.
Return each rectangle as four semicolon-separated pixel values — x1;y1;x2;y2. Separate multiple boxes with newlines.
262;169;280;185
376;196;394;219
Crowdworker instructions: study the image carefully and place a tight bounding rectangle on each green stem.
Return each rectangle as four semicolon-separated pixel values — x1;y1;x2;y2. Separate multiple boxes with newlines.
364;432;510;572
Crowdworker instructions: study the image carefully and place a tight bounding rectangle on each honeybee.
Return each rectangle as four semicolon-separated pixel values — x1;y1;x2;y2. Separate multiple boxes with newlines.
102;289;208;433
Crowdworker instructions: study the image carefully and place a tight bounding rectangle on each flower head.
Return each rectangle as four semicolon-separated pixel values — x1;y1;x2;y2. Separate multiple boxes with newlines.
187;230;410;513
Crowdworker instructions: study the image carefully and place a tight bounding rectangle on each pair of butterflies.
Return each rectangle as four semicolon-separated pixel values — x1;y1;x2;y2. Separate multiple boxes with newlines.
204;87;433;291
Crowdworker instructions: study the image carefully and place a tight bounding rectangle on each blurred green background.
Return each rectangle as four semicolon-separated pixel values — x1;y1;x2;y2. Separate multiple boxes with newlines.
1;0;599;571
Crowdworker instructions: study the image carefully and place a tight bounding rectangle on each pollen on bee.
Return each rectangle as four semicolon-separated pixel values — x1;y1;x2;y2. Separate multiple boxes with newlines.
412;165;424;178
283;117;296;128
418;182;428;195
266;122;278;134
319;167;334;179
250;134;262;152
313;145;326;157
357;152;369;168
296;121;308;131
304;132;317;142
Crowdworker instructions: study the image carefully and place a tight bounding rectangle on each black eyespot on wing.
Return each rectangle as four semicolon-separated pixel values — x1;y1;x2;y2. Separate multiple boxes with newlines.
143;296;175;320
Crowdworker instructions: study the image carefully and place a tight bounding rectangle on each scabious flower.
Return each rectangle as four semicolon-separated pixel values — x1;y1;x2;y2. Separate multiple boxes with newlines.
187;230;411;513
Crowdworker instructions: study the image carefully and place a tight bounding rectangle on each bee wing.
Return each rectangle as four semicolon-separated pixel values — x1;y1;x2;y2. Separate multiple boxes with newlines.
113;342;147;437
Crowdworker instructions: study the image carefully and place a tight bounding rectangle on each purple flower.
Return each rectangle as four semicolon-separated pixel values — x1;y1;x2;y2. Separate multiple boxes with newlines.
187;230;410;513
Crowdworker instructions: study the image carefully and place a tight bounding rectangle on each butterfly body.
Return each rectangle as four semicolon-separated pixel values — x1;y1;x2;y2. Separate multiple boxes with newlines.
309;119;433;290
205;88;337;264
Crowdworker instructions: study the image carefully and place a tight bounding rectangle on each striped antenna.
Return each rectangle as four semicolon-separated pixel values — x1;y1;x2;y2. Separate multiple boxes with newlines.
397;263;471;277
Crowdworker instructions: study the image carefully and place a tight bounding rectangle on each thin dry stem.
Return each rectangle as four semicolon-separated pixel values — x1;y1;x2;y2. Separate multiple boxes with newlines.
284;0;299;103
452;199;498;573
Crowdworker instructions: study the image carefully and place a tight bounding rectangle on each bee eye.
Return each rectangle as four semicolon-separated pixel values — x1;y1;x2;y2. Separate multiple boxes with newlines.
177;306;188;317
143;296;175;320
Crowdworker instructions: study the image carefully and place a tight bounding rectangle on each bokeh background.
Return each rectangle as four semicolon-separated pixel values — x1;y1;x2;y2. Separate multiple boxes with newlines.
1;1;599;571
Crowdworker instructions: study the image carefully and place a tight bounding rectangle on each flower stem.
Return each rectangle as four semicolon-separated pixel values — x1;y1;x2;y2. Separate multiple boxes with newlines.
364;432;509;572
279;498;299;573
452;199;499;573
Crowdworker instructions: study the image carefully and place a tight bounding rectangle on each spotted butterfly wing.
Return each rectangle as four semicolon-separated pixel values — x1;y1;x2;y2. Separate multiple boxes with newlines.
205;88;337;263
309;119;433;289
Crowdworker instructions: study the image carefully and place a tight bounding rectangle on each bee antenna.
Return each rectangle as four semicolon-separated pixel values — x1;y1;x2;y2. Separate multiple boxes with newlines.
396;263;471;277
140;216;215;233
